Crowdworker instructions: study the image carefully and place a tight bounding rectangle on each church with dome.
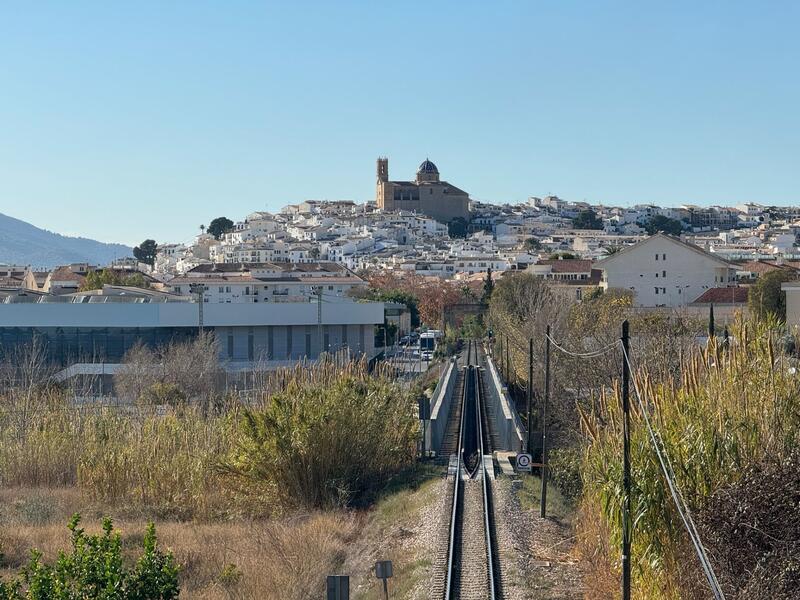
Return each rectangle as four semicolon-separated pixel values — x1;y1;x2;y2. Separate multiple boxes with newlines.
375;157;471;222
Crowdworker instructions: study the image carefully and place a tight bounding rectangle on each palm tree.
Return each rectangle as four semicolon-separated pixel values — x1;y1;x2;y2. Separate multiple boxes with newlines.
199;224;206;234
603;245;622;255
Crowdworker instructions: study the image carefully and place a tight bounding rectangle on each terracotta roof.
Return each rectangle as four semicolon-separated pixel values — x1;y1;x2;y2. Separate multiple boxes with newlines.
168;275;361;285
187;261;349;275
692;287;749;304
538;259;594;273
735;260;800;274
551;269;603;286
48;266;86;283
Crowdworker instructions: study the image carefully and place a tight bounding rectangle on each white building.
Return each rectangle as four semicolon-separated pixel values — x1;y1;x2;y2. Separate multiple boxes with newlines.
0;296;384;365
165;262;366;304
596;233;735;307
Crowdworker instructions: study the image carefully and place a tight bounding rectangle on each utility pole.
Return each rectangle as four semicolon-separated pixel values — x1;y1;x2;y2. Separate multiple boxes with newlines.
540;325;550;518
527;338;534;452
505;334;511;384
190;283;204;334
621;320;631;600
314;286;323;355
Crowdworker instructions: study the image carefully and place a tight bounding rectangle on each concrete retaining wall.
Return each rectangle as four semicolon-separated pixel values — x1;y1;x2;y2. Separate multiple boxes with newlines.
427;357;458;453
482;352;526;453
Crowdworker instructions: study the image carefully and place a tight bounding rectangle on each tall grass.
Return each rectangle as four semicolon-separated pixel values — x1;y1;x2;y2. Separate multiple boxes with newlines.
0;399;232;518
577;318;800;597
77;411;235;518
0;356;417;518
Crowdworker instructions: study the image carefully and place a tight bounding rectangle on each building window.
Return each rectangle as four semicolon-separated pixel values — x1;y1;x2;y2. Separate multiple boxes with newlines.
655;254;659;261
663;253;666;260
662;270;666;278
655;287;659;295
656;273;659;278
218;286;224;293
287;327;293;359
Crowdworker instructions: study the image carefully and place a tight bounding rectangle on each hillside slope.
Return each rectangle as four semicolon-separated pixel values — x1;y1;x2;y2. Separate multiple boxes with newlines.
0;212;131;268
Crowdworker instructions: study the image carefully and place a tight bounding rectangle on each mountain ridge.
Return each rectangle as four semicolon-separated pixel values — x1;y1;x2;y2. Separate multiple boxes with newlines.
0;212;132;269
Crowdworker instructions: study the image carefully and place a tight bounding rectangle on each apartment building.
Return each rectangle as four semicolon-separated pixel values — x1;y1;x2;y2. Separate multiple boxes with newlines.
597;233;735;307
166;262;366;304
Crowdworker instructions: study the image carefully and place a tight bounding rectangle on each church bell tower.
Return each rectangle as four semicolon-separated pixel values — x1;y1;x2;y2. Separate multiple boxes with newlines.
376;157;389;183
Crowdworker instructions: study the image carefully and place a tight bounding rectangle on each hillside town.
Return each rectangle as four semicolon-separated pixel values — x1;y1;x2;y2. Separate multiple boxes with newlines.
3;159;800;332
5;2;800;597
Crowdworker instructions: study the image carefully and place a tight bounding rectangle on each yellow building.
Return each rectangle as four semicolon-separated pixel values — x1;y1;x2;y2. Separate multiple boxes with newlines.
376;157;470;222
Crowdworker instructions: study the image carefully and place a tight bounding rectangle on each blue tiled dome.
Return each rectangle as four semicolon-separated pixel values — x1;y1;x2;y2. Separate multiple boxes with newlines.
417;159;439;174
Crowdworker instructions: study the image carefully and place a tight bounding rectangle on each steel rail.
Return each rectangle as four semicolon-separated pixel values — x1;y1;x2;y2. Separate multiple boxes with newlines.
475;361;497;599
443;341;499;600
444;340;470;599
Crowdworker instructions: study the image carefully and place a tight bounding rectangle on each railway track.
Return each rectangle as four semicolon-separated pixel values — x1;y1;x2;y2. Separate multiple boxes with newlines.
436;340;502;600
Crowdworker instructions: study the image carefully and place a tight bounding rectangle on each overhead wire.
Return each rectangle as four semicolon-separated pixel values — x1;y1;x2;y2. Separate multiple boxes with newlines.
545;333;621;358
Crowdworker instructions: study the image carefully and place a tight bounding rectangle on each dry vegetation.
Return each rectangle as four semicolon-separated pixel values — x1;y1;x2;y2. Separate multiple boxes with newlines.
0;339;429;598
578;318;800;598
487;272;799;598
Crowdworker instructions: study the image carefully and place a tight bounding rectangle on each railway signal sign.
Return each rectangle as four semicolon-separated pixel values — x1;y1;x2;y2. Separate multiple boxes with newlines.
516;453;532;472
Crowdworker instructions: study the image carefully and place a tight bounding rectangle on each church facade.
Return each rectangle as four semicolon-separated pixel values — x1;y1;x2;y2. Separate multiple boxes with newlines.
375;157;470;222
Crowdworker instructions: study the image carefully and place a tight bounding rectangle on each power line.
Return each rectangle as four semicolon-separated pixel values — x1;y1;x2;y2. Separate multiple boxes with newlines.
545;333;620;358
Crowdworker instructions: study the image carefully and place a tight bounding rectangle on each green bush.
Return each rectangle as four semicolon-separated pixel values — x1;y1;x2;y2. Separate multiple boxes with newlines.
0;515;179;599
223;366;418;511
547;447;583;501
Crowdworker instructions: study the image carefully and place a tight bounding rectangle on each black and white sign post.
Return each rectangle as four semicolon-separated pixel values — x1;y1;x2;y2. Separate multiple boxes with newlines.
516;453;532;473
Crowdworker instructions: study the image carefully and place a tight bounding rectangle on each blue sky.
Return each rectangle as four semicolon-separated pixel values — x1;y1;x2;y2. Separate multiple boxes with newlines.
1;1;798;246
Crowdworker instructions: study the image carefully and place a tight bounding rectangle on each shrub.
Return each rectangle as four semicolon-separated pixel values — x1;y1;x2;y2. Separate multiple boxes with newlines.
217;563;242;588
223;362;418;510
547;447;583;501
0;515;179;599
